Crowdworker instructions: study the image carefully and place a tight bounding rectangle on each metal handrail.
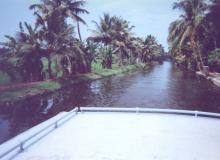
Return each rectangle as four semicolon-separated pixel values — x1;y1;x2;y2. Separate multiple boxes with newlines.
1;107;220;160
80;107;220;118
0;107;78;160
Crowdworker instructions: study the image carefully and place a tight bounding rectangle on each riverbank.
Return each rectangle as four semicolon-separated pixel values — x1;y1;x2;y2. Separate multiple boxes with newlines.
0;63;148;103
196;71;220;87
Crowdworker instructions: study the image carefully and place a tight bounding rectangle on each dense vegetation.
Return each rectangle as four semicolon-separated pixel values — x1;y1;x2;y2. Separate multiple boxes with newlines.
0;0;165;85
168;0;220;72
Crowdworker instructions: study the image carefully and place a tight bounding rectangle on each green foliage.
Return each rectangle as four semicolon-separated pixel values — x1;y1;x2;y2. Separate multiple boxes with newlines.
0;0;91;83
169;0;220;72
0;57;23;83
41;57;49;79
141;35;165;63
89;14;165;69
168;0;207;71
0;63;147;103
208;49;220;72
0;1;165;85
92;62;103;72
36;81;61;90
90;63;145;78
0;81;61;102
0;71;11;85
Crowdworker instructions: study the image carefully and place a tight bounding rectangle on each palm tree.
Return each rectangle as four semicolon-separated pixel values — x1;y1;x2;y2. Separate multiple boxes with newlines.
142;35;159;62
60;0;89;42
89;13;114;45
30;0;90;77
122;35;165;64
111;17;135;65
168;0;207;71
89;14;136;68
0;0;91;81
30;0;89;42
88;13;114;68
206;0;220;48
0;22;44;82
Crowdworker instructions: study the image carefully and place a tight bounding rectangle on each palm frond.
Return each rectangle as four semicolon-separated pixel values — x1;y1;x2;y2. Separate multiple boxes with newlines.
69;7;89;14
19;22;24;33
66;10;87;25
5;35;17;45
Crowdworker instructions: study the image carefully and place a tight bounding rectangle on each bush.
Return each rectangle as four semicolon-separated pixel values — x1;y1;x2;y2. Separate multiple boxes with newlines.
0;71;11;85
208;48;220;72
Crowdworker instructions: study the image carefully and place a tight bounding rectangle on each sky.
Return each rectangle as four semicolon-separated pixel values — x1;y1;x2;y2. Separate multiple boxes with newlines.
0;0;180;51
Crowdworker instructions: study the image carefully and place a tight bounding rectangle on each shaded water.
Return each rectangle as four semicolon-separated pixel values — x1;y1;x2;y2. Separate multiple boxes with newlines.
1;61;220;144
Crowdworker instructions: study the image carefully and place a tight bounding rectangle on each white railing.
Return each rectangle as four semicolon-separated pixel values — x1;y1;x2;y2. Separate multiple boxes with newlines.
80;107;220;118
0;108;79;160
1;107;220;160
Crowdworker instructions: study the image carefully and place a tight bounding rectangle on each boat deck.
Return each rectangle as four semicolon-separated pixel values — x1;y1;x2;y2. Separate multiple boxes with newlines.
1;108;220;160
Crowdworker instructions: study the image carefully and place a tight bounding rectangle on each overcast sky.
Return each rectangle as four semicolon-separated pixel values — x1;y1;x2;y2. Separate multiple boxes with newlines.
0;0;180;51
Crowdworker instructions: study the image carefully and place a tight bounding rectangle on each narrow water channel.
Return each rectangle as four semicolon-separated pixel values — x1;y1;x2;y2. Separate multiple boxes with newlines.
1;61;220;144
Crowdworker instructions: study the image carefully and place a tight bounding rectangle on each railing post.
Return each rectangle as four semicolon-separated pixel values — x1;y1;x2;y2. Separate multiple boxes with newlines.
194;111;198;118
19;142;24;153
77;106;81;112
54;122;58;129
0;108;79;159
136;107;139;114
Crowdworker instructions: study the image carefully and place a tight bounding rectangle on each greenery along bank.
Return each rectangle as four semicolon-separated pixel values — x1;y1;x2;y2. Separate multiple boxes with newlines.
0;0;165;86
0;63;148;103
168;0;220;72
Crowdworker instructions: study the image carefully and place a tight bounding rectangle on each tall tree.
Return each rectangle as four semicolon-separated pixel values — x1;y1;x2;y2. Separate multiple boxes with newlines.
88;13;114;68
0;22;44;81
30;0;89;42
30;0;90;77
168;0;207;71
206;0;220;48
89;14;136;68
142;35;164;63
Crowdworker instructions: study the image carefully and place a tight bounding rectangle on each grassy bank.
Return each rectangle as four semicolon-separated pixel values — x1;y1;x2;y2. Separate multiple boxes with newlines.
0;63;148;103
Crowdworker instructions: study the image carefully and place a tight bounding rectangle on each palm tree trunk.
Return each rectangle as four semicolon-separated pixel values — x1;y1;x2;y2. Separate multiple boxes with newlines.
191;34;204;71
66;56;72;75
48;58;53;79
197;48;204;69
105;45;112;69
77;21;82;42
214;37;217;49
119;50;123;66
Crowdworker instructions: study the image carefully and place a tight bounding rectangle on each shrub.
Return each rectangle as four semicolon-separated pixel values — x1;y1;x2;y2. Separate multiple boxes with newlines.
208;48;220;72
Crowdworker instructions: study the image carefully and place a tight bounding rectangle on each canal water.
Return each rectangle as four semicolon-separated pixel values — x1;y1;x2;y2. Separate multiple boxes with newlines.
1;61;220;144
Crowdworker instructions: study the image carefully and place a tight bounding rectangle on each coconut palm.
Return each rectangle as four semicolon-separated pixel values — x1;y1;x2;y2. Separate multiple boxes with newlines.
168;0;207;71
89;14;136;68
30;0;91;77
60;0;89;42
30;0;89;42
142;35;160;62
0;22;44;81
89;13;114;45
143;35;156;51
111;17;136;65
206;0;220;48
88;13;115;68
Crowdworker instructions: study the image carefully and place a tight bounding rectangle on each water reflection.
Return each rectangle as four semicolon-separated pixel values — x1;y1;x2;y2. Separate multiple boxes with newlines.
1;61;220;144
